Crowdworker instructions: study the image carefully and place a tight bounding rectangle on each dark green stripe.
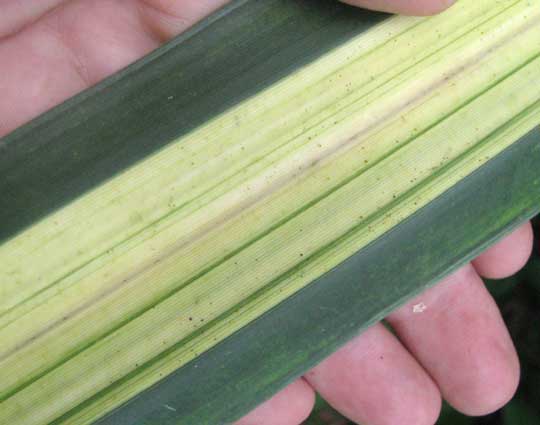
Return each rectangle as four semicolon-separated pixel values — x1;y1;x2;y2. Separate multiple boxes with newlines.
0;0;387;243
94;127;540;425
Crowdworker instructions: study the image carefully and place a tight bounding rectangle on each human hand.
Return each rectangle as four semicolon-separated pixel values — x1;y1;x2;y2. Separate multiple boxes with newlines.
0;1;531;424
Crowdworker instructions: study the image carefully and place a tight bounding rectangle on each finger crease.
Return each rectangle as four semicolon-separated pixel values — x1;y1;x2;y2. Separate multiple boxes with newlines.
0;0;70;42
41;15;92;87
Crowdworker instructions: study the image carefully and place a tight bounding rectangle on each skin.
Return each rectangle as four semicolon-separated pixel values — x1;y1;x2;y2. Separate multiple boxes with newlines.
0;1;533;424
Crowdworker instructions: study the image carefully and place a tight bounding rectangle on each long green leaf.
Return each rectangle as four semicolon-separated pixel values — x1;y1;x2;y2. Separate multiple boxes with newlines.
0;0;539;424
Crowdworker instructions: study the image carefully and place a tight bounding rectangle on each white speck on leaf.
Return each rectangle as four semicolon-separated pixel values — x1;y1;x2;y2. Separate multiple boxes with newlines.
164;404;177;412
413;302;427;314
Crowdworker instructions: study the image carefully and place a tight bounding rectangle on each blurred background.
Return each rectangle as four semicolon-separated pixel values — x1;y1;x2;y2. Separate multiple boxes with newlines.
305;215;540;425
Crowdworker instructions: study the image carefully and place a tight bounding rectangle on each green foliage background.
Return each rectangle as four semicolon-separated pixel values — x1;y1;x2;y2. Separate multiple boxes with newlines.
305;216;540;425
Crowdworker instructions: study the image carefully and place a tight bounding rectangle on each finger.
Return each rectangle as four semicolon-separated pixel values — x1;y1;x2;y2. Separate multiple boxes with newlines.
472;222;534;280
0;1;156;137
0;0;67;38
0;0;228;137
0;23;88;137
304;324;441;425
341;0;455;16
138;0;229;41
387;265;520;416
234;379;315;425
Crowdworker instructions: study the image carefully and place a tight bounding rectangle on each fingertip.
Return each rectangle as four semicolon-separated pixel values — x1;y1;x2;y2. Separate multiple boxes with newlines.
235;379;315;425
387;265;520;418
405;381;442;425
305;325;442;425
341;0;456;16
447;340;520;416
419;0;456;16
473;222;534;280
